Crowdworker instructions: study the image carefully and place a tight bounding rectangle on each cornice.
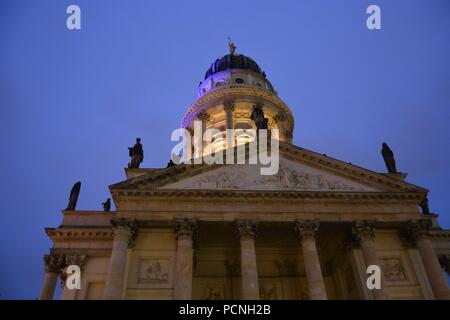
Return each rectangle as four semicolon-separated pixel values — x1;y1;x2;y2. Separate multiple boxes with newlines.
111;189;423;206
45;227;113;241
109;142;426;195
110;161;223;190
279;143;427;194
428;229;450;239
181;85;294;129
50;248;112;258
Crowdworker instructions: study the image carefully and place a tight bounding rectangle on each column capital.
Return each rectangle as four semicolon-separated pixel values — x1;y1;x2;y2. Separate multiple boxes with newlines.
186;127;194;137
272;113;285;127
352;220;376;242
197;110;213;124
43;253;65;273
407;219;432;238
294;220;319;241
174;218;198;242
65;253;87;269
111;217;136;229
272;114;283;124
400;219;432;248
235;220;258;240
111;217;137;248
60;253;88;288
223;100;235;112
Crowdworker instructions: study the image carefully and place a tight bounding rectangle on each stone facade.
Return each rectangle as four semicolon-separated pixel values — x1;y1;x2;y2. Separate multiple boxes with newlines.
40;143;450;300
40;50;450;300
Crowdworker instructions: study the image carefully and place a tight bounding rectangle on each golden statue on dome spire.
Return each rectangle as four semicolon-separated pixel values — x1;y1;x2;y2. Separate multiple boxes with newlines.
228;36;237;55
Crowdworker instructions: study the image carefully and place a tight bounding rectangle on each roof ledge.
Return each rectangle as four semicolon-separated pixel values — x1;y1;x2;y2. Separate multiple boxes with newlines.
380;173;408;181
125;168;160;179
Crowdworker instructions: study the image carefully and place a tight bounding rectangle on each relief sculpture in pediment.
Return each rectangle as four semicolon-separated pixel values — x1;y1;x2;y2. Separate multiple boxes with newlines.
191;163;364;191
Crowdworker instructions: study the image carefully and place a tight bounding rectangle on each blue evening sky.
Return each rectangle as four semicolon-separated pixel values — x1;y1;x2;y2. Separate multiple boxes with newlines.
0;0;449;299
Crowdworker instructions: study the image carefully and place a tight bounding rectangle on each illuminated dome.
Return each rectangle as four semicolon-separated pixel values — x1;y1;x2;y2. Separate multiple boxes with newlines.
204;54;265;79
197;53;275;97
181;45;295;156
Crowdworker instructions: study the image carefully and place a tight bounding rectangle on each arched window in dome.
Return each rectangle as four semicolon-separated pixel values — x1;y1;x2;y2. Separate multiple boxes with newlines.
235;128;256;146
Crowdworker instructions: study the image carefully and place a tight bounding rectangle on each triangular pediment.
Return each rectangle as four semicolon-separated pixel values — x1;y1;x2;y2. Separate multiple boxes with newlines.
109;142;426;194
162;159;377;191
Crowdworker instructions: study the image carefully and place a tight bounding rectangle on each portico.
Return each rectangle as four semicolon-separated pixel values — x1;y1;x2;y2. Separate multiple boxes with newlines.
40;47;450;300
43;204;450;300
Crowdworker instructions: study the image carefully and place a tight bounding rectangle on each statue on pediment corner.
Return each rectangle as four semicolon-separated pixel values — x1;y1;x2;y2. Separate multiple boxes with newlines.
381;142;397;174
167;159;175;168
65;181;81;211
128;138;144;168
419;196;430;215
102;198;111;212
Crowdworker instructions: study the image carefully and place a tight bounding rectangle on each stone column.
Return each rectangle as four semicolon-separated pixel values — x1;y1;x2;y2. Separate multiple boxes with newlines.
224;101;235;130
39;253;65;300
60;253;87;300
352;220;389;300
235;220;260;300
174;218;198;300
294;220;327;300
271;114;282;140
197;111;212;156
406;220;450;300
407;248;435;299
224;101;235;150
104;218;136;300
186;127;195;161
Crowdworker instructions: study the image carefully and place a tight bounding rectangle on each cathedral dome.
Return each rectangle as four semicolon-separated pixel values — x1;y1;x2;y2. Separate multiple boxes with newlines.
182;45;295;150
204;54;265;80
197;51;274;98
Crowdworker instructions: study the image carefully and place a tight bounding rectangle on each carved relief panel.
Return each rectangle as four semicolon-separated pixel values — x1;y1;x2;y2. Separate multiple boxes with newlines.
258;279;284;300
128;252;174;289
381;258;407;282
200;284;225;300
163;159;377;192
138;259;170;284
193;280;231;300
259;283;278;300
379;251;417;286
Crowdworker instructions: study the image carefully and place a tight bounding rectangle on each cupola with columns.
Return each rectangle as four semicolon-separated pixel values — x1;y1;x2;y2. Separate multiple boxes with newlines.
181;40;295;154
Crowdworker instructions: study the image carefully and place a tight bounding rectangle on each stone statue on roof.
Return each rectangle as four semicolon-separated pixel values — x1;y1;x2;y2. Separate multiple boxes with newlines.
128;138;144;169
228;37;236;55
381;142;397;174
65;181;81;211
